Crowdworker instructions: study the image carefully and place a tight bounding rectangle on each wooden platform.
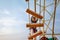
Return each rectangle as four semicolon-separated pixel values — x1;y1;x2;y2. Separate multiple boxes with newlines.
28;31;42;39
26;9;43;19
26;23;44;28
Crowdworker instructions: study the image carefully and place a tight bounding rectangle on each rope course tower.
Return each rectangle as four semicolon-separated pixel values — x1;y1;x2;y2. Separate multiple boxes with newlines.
25;0;60;40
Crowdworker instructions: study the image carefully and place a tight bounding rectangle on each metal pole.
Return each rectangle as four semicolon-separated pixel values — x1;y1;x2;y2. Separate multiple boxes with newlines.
52;0;57;38
42;0;46;37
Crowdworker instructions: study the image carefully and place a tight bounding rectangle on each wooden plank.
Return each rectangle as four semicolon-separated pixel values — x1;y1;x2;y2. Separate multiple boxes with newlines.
28;38;33;40
26;23;44;28
28;31;42;39
26;9;43;19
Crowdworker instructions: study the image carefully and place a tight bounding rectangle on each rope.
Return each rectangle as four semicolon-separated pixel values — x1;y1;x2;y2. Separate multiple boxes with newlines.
34;0;36;12
33;0;36;40
39;0;42;39
27;0;30;23
39;0;41;25
27;1;33;40
42;0;46;37
45;0;59;35
45;12;54;32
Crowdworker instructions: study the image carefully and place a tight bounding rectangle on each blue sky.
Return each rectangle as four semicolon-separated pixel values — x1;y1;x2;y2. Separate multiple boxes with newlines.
0;0;28;40
0;0;60;40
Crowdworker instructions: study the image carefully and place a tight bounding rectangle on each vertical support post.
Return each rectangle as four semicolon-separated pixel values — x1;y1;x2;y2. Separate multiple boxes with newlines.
52;0;57;38
42;0;45;37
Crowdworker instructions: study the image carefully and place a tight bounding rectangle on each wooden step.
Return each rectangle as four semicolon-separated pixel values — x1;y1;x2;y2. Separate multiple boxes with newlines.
26;23;44;28
28;31;42;39
26;9;43;19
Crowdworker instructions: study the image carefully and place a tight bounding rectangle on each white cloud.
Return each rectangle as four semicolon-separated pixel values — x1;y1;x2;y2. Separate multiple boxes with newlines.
0;27;12;35
0;18;17;26
0;8;27;35
0;9;10;15
0;8;28;40
0;17;27;35
0;17;27;40
3;9;10;14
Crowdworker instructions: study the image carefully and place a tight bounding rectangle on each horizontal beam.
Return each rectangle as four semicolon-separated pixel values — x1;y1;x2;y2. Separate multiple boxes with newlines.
26;23;44;28
46;33;60;35
28;31;42;39
26;9;43;19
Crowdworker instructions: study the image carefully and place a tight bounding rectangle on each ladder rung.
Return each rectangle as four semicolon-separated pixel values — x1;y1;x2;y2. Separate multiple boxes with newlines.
26;23;44;28
26;9;43;19
28;31;42;39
